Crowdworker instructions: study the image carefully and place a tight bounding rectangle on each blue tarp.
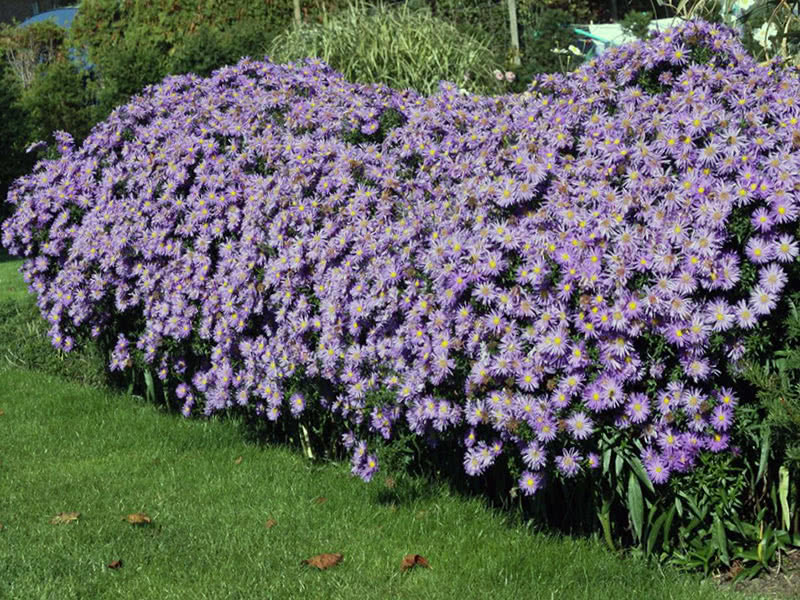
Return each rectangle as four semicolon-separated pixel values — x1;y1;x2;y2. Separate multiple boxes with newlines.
20;7;78;29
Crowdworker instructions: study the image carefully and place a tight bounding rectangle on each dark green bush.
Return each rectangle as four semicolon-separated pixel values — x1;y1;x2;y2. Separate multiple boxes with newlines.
167;20;270;78
0;64;35;221
19;58;96;146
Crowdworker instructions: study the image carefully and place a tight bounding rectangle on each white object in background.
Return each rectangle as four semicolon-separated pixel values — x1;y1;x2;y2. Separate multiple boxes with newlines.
587;18;682;55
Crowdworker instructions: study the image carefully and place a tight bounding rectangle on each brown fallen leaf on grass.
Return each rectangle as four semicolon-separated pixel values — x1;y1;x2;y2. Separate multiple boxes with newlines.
0;408;5;416
401;554;430;572
123;512;152;525
234;456;243;465
50;512;80;525
302;553;343;570
265;519;277;529
313;496;328;505
107;559;123;569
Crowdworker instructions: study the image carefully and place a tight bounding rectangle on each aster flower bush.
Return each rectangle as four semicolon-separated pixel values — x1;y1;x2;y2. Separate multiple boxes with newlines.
4;19;800;556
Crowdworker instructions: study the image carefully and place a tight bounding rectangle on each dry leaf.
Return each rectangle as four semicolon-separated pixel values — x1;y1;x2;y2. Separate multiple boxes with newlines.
302;553;343;570
265;519;277;529
0;409;5;416
384;476;396;489
234;456;243;465
124;512;152;525
107;559;123;569
50;511;80;525
401;554;430;572
313;496;327;505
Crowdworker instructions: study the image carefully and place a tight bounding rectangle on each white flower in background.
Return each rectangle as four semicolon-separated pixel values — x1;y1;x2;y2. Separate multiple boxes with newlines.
754;20;778;49
568;44;583;56
735;0;756;12
505;71;515;82
551;47;569;54
494;69;504;80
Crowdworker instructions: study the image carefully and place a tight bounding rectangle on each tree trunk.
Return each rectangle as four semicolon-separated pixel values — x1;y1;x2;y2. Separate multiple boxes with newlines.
294;0;302;29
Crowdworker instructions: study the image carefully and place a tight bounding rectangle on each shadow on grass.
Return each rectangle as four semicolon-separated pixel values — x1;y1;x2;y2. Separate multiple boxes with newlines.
0;249;21;264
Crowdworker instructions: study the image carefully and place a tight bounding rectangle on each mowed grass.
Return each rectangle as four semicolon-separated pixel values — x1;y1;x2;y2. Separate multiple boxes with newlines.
0;255;767;600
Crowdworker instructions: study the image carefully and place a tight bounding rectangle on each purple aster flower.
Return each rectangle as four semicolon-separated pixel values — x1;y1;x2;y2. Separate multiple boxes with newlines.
774;234;800;262
290;392;306;417
711;405;733;431
463;447;487;476
707;432;730;453
518;471;542;496
521;441;547;470
759;263;787;294
644;453;670;484
750;206;774;232
625;392;650;424
745;237;774;264
464;428;477;448
586;452;600;469
717;387;738;408
750;285;778;315
733;299;757;328
358;454;379;482
555;448;582;478
566;411;594;440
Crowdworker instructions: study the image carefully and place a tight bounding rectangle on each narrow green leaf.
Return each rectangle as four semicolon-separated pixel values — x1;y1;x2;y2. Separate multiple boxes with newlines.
615;453;624;478
602;448;612;475
646;511;668;556
625;455;655;494
712;514;730;565
662;505;676;551
779;464;791;531
757;425;771;482
143;367;155;405
628;472;644;543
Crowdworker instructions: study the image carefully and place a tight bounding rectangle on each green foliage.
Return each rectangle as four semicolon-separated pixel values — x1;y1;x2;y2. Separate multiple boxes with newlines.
514;8;587;81
0;20;67;89
70;0;297;55
0;65;35;220
621;9;653;41
167;20;270;78
267;1;504;97
70;0;305;116
85;29;171;120
740;295;800;471
18;59;96;146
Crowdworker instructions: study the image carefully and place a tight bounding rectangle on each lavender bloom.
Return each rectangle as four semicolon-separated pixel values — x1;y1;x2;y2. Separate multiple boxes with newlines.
518;471;542;496
555;448;582;478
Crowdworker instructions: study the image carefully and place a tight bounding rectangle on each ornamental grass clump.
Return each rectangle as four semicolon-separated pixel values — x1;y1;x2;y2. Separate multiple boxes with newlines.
4;20;800;494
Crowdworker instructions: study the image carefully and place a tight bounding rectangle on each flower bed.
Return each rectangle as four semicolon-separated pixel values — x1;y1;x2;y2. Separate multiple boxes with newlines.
3;20;800;493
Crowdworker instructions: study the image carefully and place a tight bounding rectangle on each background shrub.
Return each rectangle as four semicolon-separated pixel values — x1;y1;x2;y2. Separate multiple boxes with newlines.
267;1;504;96
0;63;35;222
19;58;96;147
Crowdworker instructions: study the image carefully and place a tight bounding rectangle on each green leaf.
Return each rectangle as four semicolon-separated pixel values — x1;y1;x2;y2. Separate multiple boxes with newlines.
615;453;624;478
625;455;655;494
712;514;730;565
628;472;644;543
757;425;771;483
646;510;668;556
779;464;791;531
143;367;155;405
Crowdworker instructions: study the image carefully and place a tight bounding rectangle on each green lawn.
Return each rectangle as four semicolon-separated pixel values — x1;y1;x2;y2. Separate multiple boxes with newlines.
0;255;768;600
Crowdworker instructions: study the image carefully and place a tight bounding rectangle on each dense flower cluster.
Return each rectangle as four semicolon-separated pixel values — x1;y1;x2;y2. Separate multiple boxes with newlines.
4;20;800;490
